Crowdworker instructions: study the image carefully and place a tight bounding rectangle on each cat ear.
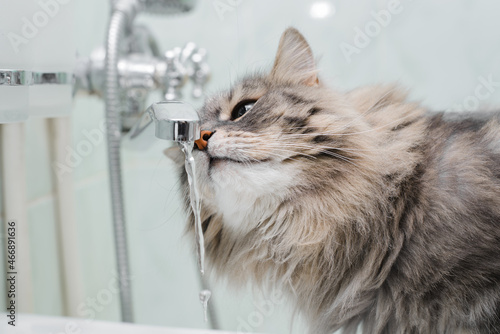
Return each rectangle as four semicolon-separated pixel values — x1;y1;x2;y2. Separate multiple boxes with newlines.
270;28;319;86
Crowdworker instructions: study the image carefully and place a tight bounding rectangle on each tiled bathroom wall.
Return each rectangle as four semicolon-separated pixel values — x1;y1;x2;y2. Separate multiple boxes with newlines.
2;0;500;333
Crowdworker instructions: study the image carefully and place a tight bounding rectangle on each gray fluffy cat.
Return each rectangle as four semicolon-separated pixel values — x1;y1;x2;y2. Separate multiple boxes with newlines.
167;28;500;333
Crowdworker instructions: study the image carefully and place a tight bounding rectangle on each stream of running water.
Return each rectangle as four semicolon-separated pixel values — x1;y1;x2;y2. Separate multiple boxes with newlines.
180;141;211;322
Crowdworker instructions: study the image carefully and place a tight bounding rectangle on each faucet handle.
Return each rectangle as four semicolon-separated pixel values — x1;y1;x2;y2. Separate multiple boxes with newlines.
159;44;210;101
190;48;210;98
180;42;197;63
163;49;187;101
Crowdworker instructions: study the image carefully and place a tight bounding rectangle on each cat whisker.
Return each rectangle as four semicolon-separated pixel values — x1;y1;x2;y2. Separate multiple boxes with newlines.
237;147;305;162
233;144;306;157
231;147;294;163
277;113;415;138
265;144;381;177
250;146;319;161
259;142;372;160
288;144;373;159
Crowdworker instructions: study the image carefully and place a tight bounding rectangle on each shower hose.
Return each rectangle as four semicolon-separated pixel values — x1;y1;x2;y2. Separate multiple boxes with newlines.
104;4;136;323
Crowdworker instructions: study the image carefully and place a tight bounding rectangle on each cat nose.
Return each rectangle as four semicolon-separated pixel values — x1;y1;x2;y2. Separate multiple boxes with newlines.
194;130;214;150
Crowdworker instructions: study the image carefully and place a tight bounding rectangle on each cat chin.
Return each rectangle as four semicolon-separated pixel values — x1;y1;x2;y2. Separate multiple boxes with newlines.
192;148;300;233
203;160;300;233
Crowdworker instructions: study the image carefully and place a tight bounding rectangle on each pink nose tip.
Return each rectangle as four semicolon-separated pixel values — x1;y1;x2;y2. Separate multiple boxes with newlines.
194;130;213;150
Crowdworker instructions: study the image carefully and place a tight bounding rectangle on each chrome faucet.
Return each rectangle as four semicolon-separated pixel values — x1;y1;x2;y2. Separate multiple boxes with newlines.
75;24;210;133
146;101;200;142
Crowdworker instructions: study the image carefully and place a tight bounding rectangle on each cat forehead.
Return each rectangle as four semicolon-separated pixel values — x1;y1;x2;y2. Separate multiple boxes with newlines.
228;76;269;101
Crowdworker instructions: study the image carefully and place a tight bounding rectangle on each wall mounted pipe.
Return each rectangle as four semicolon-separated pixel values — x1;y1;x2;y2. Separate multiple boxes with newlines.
47;117;85;317
1;123;34;312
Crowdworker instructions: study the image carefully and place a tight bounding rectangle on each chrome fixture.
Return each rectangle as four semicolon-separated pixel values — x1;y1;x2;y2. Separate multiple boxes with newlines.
112;0;198;15
76;39;209;115
0;70;33;86
75;26;209;133
146;101;200;142
73;0;208;324
0;70;73;86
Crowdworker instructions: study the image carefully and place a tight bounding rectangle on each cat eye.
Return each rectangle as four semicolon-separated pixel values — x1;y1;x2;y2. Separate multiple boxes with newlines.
231;99;257;120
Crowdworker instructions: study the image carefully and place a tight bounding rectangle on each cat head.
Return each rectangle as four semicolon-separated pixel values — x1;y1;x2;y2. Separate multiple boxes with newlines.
168;28;389;235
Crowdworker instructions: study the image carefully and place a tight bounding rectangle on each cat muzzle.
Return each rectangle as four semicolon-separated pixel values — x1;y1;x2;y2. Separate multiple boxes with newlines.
194;130;214;150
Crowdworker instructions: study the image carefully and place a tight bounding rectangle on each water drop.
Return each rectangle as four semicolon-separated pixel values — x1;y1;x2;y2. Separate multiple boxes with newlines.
199;289;212;322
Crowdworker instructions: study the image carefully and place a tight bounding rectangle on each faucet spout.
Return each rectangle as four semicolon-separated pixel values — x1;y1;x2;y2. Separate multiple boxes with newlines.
146;101;201;142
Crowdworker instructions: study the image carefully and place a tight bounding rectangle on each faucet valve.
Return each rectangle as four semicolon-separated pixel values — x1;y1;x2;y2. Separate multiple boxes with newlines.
74;24;210;139
163;49;186;101
190;48;210;98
